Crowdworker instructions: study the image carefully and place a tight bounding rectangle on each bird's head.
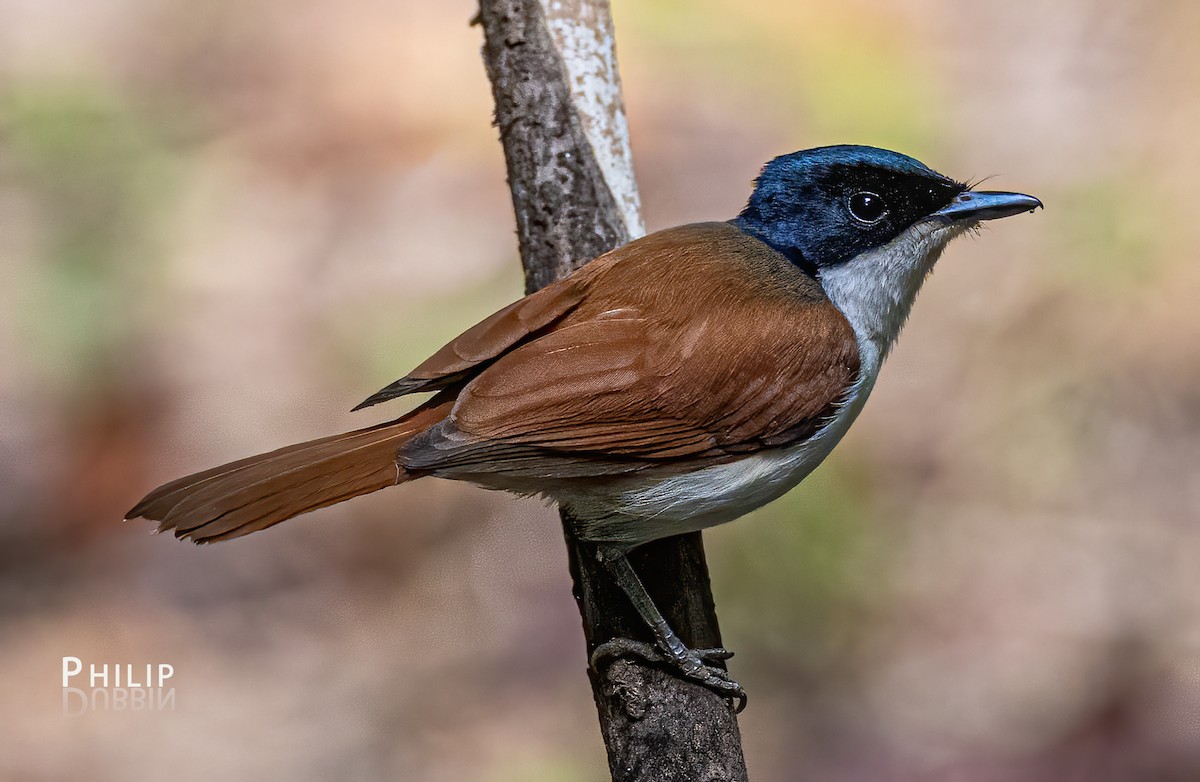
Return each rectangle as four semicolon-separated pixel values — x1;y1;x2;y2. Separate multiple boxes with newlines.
733;145;1041;354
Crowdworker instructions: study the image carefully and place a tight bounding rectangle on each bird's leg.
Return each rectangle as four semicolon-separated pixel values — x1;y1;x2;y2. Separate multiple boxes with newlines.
589;545;747;712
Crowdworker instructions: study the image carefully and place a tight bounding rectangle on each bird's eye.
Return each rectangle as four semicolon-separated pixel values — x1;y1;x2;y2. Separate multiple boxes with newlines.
848;191;888;224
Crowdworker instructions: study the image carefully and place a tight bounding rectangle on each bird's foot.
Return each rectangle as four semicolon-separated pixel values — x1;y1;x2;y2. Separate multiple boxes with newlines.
590;637;747;713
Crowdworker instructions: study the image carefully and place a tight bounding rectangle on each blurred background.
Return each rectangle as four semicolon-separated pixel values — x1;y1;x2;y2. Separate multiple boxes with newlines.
2;0;1199;779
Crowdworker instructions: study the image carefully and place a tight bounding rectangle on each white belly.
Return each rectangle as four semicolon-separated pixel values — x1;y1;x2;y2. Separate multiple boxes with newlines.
564;367;878;547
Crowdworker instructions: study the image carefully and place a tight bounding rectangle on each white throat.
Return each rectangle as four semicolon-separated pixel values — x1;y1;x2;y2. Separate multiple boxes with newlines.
818;220;969;368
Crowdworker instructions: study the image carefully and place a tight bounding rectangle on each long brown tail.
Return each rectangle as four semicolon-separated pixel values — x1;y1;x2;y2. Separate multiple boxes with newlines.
126;400;452;544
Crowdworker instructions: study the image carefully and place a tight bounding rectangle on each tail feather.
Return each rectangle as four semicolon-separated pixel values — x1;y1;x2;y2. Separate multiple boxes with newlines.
127;400;452;543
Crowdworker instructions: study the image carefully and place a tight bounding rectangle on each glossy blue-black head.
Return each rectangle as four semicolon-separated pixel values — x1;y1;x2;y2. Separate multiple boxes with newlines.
732;145;1040;274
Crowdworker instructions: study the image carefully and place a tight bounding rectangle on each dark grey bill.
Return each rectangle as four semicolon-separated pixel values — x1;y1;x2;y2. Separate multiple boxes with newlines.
932;190;1043;223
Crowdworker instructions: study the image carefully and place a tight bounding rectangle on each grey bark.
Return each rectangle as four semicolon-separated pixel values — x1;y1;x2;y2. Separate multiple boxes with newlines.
475;2;749;780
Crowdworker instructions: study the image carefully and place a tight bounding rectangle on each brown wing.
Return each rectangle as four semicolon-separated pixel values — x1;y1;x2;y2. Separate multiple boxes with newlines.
399;223;861;479
353;274;587;409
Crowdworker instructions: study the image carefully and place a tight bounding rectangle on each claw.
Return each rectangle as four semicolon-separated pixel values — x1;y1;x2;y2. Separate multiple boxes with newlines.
695;647;735;662
590;637;748;712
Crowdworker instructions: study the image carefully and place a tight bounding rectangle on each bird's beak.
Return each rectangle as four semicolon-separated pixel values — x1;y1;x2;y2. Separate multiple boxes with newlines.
932;190;1043;223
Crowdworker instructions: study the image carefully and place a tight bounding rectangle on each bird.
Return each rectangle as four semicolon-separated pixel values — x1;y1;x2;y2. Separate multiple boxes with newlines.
127;144;1041;708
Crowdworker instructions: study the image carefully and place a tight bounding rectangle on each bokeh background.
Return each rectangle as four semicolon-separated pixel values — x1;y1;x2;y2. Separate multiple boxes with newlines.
3;0;1199;779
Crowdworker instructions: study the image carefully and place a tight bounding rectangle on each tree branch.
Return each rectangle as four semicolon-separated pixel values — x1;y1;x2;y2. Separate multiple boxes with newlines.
476;2;748;779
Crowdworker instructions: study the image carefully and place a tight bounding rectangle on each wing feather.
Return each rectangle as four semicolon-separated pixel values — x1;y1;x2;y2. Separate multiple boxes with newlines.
353;276;587;410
